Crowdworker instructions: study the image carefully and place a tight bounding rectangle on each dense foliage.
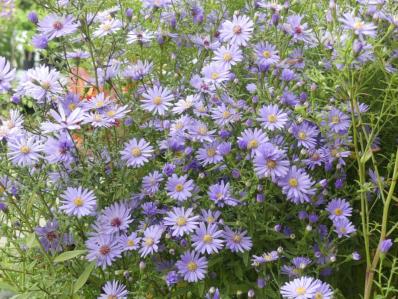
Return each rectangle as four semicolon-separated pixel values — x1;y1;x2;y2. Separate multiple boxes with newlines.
0;0;398;298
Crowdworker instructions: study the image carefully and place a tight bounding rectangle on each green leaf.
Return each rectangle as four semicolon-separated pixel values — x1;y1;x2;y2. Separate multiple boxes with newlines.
54;250;87;263
73;262;95;293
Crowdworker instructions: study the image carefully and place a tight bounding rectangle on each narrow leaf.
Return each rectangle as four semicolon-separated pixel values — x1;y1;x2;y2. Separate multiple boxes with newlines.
54;250;87;263
73;262;95;293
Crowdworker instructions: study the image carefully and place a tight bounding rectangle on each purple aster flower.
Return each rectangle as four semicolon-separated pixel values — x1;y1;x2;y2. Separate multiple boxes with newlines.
98;280;128;299
279;166;315;204
165;271;180;286
166;174;195;201
251;251;279;266
188;121;215;143
253;143;290;180
24;65;65;103
127;28;154;45
333;218;356;238
119;232;141;252
7;134;42;166
219;15;254;46
326;198;352;220
40;104;86;134
123;60;153;81
164;207;199;237
208;180;239;207
66;51;90;59
141;85;174;115
59;186;97;218
280;276;321;299
200;209;221;225
314;280;334;299
176;250;208;282
255;42;280;66
282;15;315;44
93;18;122;38
38;14;78;40
32;34;49;49
196;142;223;166
238;128;268;152
35;219;62;253
139;225;163;257
43;133;74;165
292;122;319;149
211;103;239;127
224;226;252;253
0;56;15;93
86;234;122;269
27;11;38;24
379;239;393;253
99;202;133;234
141;171;163;194
120;138;154;168
258;104;288;131
192;223;224;254
339;12;377;37
280;90;299;106
327;108;350;133
280;68;296;82
201;62;230;86
212;44;243;68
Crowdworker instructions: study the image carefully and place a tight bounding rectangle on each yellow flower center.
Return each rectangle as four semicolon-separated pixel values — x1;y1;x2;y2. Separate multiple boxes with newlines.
187;261;198;271
127;239;135;247
334;208;343;216
68;103;76;111
20;145;31;154
211;72;220;80
233;234;242;243
102;23;112;31
267;160;277;169
207;216;214;223
298;131;306;140
267;114;277;123
331;115;340;124
207;148;216;157
41;81;51;90
289;178;298;187
353;21;364;30
96;100;105;108
247;139;259;149
175;122;183;129
153;96;162;105
176;216;187;226
314;292;324;299
263;50;271;58
198;126;207;135
233;25;242;34
175;184;184;192
131;147;141;157
223;53;232;61
340;227;347;234
203;234;213;243
0;186;4;194
108;295;117;299
106;110;116;117
296;287;306;295
145;237;154;246
222;110;231;118
73;197;84;207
